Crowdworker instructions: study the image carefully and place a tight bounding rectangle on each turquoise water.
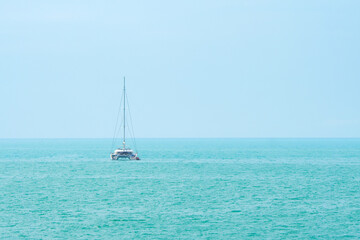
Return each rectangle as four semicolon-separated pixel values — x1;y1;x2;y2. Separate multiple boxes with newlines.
1;138;360;239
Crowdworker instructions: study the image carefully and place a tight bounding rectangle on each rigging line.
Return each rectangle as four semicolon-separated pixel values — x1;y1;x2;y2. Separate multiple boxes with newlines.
126;121;134;145
111;92;124;151
125;113;136;150
125;92;138;153
114;116;124;148
126;115;136;151
110;91;124;153
125;116;137;152
124;110;133;142
124;99;135;151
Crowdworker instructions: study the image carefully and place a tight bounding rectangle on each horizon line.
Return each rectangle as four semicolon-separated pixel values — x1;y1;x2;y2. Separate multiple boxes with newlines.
1;137;360;140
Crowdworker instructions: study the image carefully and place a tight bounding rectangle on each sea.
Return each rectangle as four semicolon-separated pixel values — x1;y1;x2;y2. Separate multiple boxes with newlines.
1;138;360;239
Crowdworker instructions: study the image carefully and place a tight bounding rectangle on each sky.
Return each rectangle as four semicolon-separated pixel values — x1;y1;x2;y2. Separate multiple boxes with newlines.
1;0;360;138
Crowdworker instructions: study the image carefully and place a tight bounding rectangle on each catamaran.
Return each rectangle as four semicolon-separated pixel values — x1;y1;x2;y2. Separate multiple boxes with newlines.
110;77;140;160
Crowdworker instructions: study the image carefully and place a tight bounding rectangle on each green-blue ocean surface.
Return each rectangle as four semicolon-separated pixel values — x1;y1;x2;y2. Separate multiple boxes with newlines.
1;138;360;239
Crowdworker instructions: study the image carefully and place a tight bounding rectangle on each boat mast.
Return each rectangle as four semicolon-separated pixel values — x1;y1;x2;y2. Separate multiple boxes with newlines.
123;77;126;150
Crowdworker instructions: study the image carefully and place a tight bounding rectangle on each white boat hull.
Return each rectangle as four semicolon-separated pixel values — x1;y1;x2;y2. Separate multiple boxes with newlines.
110;153;140;160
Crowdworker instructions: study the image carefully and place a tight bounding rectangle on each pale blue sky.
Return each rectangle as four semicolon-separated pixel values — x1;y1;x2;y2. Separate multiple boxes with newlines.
1;0;359;138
